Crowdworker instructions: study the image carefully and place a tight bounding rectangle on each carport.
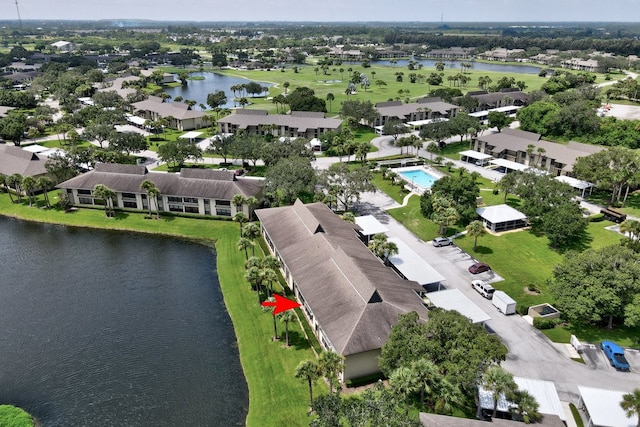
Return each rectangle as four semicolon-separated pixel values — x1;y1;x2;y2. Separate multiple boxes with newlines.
578;386;637;427
387;237;446;288
425;289;490;324
459;150;493;167
555;175;595;198
489;158;529;174
179;131;203;142
354;215;389;244
476;204;528;233
478;377;565;422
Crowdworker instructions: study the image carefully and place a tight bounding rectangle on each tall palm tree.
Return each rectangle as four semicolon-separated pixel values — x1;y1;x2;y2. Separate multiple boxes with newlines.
507;389;541;424
482;365;517;418
237;237;253;260
620;219;640;241
36;176;53;208
242;222;261;256
278;310;295;347
620;388;640;427
0;173;14;203
140;179;159;218
410;358;441;407
318;351;344;396
295;360;321;407
389;366;419;416
21;176;36;207
93;184;116;217
233;212;248;234
466;220;486;252
326;93;335;113
8;173;23;202
232;193;246;215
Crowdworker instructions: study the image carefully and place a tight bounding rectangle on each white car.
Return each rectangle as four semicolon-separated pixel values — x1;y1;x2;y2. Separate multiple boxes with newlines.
471;280;495;299
432;237;453;247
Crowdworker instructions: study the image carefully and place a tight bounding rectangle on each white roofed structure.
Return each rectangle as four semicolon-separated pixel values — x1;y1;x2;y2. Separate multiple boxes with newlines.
355;215;389;244
578;386;637;427
22;144;49;153
478;377;565;421
426;289;490;324
476;204;528;232
387;237;446;287
459;150;493;166
179;131;204;141
555;175;594;198
489;158;529;173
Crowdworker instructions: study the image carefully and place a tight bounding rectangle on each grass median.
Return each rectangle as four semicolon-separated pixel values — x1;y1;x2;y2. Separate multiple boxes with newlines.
0;192;318;426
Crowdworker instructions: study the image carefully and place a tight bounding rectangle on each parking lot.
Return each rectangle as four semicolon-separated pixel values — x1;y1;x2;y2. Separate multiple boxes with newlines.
581;344;640;373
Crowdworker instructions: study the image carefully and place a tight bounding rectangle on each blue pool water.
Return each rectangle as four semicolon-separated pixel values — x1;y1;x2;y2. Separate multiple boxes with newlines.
399;169;439;189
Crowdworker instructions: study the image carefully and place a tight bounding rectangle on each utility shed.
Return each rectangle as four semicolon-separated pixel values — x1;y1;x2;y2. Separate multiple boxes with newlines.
476;204;528;232
578;386;638;427
426;289;490;324
387;237;446;287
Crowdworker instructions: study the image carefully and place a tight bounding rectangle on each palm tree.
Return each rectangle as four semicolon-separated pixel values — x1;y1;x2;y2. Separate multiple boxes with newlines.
536;147;546;168
232;193;246;215
411;358;441;407
341;212;355;223
237;237;253;260
526;144;535;166
21;176;36;207
8;173;23;202
620;388;640;427
326;93;335;113
278;310;295;347
482;365;517;418
466;220;486;252
507;389;541;424
0;173;14;203
432;378;463;415
318;351;344;396
242;222;261;256
245;196;258;219
620;219;640;241
140;179;159;218
389;366;419;416
233;212;248;234
93;184;116;217
295;360;321;407
36;177;53;209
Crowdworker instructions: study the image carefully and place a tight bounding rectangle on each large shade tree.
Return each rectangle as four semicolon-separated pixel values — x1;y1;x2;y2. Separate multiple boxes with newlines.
551;244;640;329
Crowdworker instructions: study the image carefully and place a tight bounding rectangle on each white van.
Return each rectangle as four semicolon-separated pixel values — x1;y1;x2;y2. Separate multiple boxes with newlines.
471;280;495;299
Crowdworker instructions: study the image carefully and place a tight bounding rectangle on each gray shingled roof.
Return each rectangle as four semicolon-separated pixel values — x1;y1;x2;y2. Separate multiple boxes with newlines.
0;145;49;177
218;109;342;132
131;98;205;120
57;164;263;199
375;97;457;119
255;200;427;356
419;413;565;427
477;128;604;171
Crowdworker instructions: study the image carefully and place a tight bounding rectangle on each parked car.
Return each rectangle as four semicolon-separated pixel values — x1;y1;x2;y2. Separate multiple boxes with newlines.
433;237;453;247
601;341;630;371
468;262;491;274
471;280;495;299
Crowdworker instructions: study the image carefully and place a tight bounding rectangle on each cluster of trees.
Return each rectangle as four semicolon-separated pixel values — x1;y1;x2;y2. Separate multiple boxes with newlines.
540;70;596;95
0;90;37;109
498;170;586;248
0;173;54;208
573;147;640;205
551;244;640;329
605;77;640;102
420;170;480;235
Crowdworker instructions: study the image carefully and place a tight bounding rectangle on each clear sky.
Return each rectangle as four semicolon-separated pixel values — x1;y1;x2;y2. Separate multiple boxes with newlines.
1;0;638;23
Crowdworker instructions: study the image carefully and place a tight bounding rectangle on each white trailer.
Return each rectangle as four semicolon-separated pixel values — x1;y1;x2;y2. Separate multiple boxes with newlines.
492;291;516;315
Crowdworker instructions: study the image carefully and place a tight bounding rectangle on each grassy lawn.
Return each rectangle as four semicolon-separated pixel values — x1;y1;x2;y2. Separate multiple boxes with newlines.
378;182;637;345
0;193;319;426
371;171;408;204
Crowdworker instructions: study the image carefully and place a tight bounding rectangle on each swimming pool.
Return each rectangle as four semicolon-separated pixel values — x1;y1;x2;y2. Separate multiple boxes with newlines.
399;168;439;189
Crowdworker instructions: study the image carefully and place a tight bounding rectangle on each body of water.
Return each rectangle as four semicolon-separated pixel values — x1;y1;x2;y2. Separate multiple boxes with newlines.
374;58;543;74
165;72;271;109
0;217;248;426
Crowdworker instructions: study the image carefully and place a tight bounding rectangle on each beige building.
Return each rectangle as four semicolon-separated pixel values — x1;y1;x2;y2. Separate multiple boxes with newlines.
256;200;428;381
217;109;342;139
131;96;205;131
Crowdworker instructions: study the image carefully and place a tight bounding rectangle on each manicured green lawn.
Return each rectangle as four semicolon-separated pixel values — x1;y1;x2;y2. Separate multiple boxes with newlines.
0;193;320;426
0;405;34;427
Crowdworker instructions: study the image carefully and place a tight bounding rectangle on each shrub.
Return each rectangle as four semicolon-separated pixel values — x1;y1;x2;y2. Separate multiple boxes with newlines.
492;188;499;195
517;305;529;316
588;213;605;222
527;284;540;293
533;317;558;330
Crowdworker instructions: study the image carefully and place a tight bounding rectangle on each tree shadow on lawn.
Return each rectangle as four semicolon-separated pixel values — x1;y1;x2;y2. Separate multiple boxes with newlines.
285;330;311;351
555;228;593;254
504;196;522;209
472;246;493;255
113;212;130;221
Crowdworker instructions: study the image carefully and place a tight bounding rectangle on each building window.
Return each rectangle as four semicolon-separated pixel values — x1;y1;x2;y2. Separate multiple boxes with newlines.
183;197;198;204
216;200;231;206
78;189;91;195
168;196;182;203
184;206;199;214
123;201;137;208
122;192;136;199
169;204;183;212
78;197;93;204
216;207;231;216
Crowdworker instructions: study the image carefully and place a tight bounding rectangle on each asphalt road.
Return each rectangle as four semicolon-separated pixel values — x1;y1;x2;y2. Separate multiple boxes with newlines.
353;190;640;405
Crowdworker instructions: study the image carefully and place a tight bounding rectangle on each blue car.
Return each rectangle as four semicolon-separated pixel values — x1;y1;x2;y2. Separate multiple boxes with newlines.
601;341;630;371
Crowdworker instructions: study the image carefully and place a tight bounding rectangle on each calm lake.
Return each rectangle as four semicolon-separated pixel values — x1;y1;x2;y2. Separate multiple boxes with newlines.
0;217;248;426
377;58;543;74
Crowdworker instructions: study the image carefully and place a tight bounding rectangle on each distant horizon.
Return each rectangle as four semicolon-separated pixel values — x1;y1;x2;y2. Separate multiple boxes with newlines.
0;19;639;24
0;0;638;24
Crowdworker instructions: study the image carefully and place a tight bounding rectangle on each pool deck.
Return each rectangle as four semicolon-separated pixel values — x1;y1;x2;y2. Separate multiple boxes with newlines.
393;165;445;194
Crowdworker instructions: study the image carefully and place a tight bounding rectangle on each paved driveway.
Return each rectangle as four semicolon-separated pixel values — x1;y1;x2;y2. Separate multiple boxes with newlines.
354;190;639;403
